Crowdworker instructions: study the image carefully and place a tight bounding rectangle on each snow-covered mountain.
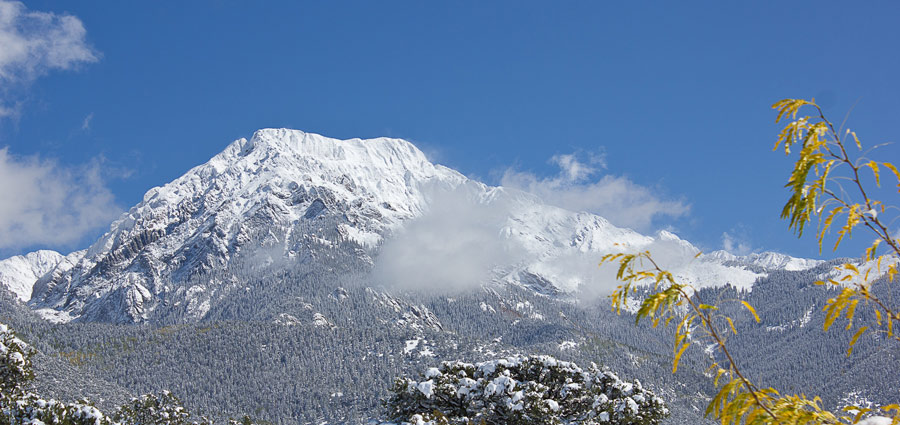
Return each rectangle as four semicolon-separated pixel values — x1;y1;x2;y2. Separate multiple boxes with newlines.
5;129;819;324
705;250;823;271
27;129;466;323
6;128;889;425
0;250;64;301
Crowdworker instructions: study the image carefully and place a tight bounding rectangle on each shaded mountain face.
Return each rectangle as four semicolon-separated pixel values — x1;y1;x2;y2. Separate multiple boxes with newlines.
17;128;815;324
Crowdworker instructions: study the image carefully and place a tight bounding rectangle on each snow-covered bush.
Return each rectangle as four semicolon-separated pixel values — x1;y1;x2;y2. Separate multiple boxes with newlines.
0;322;33;395
113;391;211;425
383;355;668;425
0;321;264;425
1;321;115;425
3;394;113;425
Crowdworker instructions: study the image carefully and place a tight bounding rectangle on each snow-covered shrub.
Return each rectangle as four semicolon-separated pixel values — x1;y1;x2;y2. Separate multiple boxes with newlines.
113;391;263;425
3;394;114;425
113;391;211;425
0;322;33;395
1;321;115;425
1;321;263;425
383;355;668;425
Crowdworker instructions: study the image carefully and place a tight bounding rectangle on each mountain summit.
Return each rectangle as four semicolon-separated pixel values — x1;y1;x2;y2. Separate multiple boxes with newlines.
11;129;815;324
26;130;463;322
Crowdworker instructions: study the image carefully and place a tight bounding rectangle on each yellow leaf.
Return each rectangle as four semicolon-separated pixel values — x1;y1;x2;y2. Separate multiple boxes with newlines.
741;301;760;323
868;161;881;186
847;326;869;356
713;368;727;387
845;299;859;330
673;342;690;373
883;162;900;190
726;317;738;335
843;263;860;273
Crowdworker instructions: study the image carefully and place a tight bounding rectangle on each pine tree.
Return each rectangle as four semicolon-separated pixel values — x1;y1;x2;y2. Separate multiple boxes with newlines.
383;354;668;425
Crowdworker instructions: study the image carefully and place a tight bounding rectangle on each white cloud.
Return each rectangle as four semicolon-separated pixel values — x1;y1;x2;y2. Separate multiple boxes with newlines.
550;152;605;181
373;182;526;295
721;231;753;255
0;0;98;114
500;153;689;232
80;112;93;130
0;101;20;118
0;147;120;252
371;177;700;300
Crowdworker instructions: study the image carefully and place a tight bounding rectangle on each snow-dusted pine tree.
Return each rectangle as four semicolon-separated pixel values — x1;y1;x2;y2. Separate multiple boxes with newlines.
2;321;258;425
114;391;211;425
0;322;32;396
1;321;113;425
383;355;668;425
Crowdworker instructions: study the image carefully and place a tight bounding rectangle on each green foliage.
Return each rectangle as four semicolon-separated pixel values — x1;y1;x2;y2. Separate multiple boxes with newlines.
601;98;900;425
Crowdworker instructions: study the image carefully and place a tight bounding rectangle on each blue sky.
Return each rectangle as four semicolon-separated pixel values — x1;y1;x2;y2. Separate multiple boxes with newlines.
1;1;898;259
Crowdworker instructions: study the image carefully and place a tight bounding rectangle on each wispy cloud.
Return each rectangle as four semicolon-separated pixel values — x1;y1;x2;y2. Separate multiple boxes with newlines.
371;177;701;299
721;231;753;255
0;101;20;118
80;112;93;130
0;148;120;252
0;0;98;116
374;182;525;294
500;152;689;232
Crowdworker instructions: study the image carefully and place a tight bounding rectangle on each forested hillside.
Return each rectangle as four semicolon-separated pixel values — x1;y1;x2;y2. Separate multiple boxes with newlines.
3;251;897;424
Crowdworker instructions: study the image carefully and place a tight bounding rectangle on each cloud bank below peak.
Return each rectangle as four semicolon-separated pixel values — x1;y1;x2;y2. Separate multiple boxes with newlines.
500;152;690;232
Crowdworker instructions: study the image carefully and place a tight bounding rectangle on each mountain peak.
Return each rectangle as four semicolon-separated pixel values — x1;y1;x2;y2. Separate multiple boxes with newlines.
21;129;821;324
704;250;823;271
240;128;432;168
0;250;63;301
28;129;470;322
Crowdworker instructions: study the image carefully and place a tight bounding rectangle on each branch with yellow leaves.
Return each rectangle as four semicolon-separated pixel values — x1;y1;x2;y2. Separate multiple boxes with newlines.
597;98;900;425
774;98;900;346
602;251;846;425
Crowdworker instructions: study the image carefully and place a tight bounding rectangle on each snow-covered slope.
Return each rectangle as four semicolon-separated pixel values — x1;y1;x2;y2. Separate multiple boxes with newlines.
23;128;816;324
0;250;64;301
705;250;823;271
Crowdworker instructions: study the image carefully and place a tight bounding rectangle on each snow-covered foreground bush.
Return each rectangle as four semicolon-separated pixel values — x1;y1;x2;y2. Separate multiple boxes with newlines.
0;322;32;395
1;321;257;425
2;321;114;425
113;392;215;425
383;355;668;425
